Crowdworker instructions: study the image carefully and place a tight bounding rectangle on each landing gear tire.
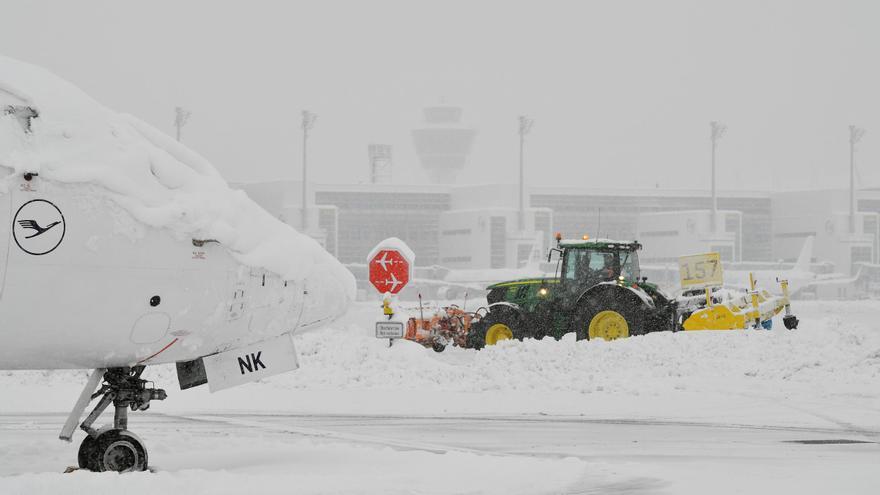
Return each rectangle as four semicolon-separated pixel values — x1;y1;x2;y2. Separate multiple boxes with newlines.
79;429;148;472
62;366;165;473
77;434;98;471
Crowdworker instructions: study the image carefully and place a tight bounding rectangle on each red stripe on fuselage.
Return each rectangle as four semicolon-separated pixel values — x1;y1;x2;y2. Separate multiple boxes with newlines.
137;337;179;364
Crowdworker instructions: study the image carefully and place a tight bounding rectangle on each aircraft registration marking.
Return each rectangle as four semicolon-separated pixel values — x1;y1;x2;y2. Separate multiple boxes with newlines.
202;333;299;392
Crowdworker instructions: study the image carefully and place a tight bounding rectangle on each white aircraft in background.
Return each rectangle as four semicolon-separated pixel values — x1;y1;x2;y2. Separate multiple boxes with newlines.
0;57;355;473
723;236;861;296
641;237;862;297
439;244;549;297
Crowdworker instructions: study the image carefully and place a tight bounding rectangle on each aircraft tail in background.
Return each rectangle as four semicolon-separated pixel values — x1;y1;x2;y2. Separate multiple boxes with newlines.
793;236;814;273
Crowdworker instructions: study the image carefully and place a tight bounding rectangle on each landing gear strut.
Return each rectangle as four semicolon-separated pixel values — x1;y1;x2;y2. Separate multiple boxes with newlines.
60;366;166;472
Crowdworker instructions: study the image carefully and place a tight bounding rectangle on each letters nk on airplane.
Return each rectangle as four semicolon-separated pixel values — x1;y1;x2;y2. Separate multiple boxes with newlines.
202;334;300;392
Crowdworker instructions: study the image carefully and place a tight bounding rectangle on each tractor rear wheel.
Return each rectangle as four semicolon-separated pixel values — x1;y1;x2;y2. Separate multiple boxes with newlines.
574;294;643;341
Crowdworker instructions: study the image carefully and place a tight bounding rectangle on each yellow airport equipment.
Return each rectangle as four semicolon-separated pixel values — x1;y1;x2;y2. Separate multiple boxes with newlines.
682;275;796;331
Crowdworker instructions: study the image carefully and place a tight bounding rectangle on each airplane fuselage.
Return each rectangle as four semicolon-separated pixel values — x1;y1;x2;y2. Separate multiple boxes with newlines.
0;177;348;370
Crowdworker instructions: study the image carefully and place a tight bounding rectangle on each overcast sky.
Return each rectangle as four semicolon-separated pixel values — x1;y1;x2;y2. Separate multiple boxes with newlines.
2;0;878;192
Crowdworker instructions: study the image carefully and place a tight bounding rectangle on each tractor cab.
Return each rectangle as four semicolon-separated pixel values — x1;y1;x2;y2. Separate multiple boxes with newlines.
554;239;643;296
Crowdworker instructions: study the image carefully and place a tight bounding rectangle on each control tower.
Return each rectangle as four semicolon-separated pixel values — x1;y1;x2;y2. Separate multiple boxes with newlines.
411;104;476;183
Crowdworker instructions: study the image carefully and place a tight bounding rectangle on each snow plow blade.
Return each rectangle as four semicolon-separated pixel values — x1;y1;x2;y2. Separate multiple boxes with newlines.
681;276;798;331
682;304;744;331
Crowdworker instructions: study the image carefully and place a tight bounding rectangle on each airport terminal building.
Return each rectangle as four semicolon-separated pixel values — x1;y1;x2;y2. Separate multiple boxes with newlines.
239;179;880;280
237;104;880;291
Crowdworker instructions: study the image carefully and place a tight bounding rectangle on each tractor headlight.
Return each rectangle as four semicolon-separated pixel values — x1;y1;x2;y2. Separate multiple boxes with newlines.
538;287;549;297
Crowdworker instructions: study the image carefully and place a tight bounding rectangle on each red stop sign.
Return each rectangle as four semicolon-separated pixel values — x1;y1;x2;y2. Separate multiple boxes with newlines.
369;249;410;294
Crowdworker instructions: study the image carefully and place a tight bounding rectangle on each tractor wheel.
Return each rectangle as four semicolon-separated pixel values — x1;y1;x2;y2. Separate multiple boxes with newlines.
468;310;522;349
574;294;643;341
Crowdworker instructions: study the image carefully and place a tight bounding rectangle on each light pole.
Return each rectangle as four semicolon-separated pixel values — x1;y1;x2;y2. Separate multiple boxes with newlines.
174;107;191;142
849;125;866;233
301;110;317;232
709;121;726;234
518;115;534;232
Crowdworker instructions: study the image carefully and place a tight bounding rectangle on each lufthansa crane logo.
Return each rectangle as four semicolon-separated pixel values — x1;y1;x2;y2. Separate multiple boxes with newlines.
13;199;66;255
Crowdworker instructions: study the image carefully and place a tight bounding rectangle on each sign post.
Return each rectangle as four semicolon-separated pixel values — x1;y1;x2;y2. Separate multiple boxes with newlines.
367;238;415;346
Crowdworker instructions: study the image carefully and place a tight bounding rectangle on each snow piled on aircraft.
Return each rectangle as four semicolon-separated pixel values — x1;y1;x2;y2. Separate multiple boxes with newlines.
0;54;354;299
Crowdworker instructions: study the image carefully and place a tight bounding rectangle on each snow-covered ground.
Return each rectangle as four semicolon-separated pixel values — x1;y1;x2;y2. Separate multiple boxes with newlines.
1;300;878;494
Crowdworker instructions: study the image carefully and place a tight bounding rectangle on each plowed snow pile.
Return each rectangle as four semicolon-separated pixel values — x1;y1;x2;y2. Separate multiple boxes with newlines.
292;309;878;397
1;300;878;494
6;300;877;423
247;300;878;423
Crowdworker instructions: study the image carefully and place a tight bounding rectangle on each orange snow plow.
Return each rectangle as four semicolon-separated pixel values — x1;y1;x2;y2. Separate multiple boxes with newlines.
405;304;476;352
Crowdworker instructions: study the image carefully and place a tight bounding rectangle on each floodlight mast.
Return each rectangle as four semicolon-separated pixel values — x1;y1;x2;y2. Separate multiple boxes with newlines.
174;107;191;142
709;121;726;233
518;115;534;232
301;110;318;231
849;125;866;234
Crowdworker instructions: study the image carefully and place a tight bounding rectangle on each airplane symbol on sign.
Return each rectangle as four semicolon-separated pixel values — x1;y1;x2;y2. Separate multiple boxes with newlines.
375;252;394;271
383;272;402;292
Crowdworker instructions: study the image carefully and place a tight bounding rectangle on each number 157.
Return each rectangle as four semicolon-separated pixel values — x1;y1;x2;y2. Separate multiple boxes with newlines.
684;260;717;280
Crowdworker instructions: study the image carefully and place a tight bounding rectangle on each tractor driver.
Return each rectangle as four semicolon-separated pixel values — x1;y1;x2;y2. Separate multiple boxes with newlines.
597;253;616;281
576;252;616;283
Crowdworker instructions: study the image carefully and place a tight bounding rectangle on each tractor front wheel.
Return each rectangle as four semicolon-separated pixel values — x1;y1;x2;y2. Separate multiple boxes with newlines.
468;310;522;349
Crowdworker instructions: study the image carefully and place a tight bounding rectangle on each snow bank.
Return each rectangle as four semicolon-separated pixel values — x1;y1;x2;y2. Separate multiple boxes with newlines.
280;303;880;400
5;301;878;413
52;299;865;423
1;301;877;493
2;300;877;439
0;54;354;295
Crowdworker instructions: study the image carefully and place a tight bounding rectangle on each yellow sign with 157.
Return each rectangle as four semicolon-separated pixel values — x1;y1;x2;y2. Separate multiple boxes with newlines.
678;252;723;288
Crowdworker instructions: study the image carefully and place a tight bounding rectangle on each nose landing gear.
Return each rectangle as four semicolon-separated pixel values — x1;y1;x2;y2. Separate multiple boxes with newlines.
60;366;166;472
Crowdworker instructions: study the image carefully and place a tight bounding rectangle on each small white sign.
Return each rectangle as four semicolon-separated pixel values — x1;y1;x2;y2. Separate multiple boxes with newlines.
376;321;405;339
203;333;299;393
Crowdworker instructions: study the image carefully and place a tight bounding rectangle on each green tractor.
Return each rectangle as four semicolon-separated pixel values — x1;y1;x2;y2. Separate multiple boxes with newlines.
467;237;677;348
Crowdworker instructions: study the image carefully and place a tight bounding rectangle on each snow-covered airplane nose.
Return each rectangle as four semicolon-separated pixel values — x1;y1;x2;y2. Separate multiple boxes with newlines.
0;53;356;370
0;53;363;472
298;267;355;331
